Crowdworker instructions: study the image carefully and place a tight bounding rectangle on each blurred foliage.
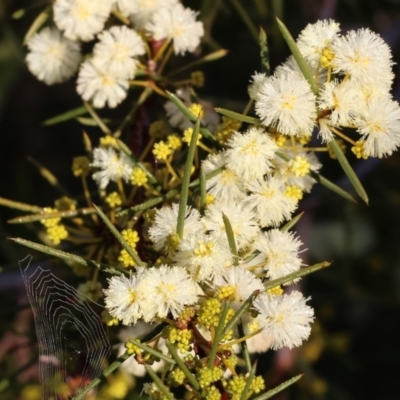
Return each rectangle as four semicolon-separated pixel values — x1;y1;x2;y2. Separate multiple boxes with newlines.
1;0;400;399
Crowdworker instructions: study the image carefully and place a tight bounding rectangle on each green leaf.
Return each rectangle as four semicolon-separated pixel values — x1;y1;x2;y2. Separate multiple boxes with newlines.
83;102;111;135
75;117;112;127
28;157;69;196
0;197;42;213
259;27;270;76
253;374;303;400
264;261;331;290
199;167;207;214
208;301;230;368
23;6;51;45
11;9;26;19
276;151;357;203
237;323;251;373
222;213;238;266
281;212;304;232
276;18;319;96
189;166;224;188
43;106;87;126
310;170;357;203
328;140;369;204
239;361;257;400
116;189;179;218
145;367;175;400
72;351;132;400
176;119;200;239
215;107;261;124
128;339;175;365
165;91;215;141
9;237;122;275
8;207;95;224
221;291;259;337
93;204;145;266
229;0;259;43
165;341;200;390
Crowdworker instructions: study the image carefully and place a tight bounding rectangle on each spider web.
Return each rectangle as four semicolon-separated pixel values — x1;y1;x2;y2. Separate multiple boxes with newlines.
19;256;111;399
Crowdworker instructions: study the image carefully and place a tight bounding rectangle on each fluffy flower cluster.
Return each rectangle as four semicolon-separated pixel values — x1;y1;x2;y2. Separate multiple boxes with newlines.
104;266;198;324
104;123;317;351
25;0;204;108
202;127;321;225
89;121;318;350
17;8;400;399
252;19;400;158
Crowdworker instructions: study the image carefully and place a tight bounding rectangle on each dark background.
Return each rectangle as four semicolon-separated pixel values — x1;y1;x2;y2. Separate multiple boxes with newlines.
1;0;400;399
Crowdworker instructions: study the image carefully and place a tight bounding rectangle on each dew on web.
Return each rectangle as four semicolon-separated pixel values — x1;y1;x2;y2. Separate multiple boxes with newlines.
19;256;111;399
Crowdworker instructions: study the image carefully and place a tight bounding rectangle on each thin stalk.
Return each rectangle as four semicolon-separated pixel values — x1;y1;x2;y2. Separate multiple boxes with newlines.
219;329;262;349
198;141;215;153
176;119;200;238
165;158;180;181
117;179;127;204
331;127;356;145
81;176;92;207
157;45;174;75
242;99;254;116
111;8;130;25
281;147;329;152
153;39;171;62
139;137;155;162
